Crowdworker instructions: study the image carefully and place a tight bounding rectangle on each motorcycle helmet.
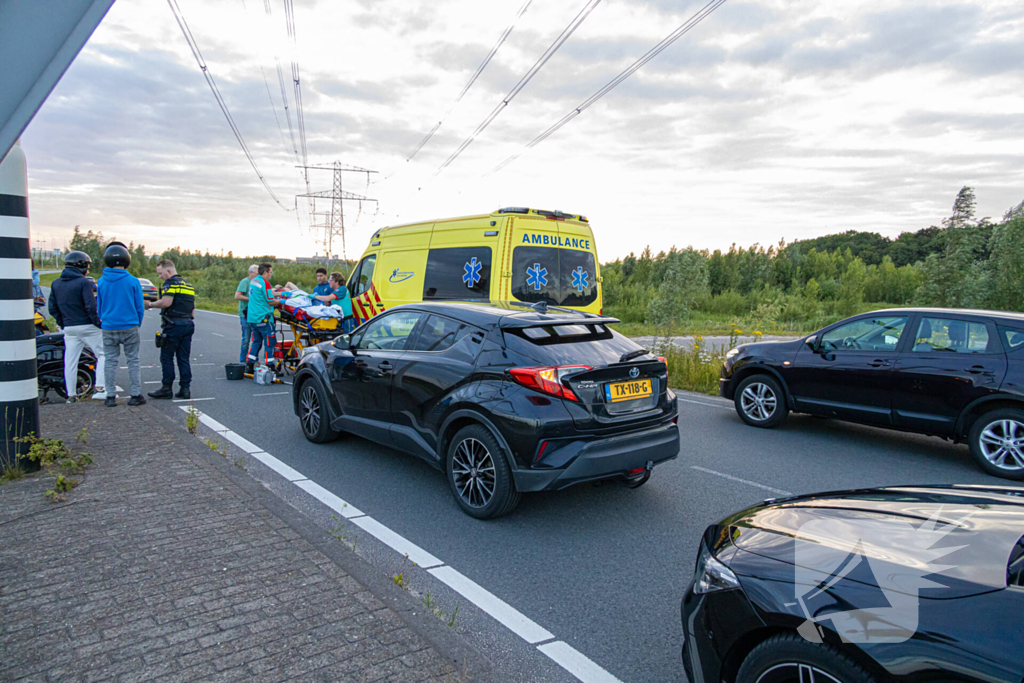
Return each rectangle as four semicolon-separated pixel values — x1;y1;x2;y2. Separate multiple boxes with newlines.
103;241;131;268
64;251;92;274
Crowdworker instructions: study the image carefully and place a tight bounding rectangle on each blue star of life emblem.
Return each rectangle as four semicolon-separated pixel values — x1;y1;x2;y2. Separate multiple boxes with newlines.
526;263;548;291
571;266;588;293
463;257;482;287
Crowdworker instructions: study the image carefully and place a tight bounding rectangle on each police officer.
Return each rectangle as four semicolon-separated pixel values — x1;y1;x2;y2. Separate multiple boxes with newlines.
145;259;195;399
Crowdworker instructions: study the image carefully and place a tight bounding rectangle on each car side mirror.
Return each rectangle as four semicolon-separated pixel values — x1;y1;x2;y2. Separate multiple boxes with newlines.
333;334;351;349
805;335;818;352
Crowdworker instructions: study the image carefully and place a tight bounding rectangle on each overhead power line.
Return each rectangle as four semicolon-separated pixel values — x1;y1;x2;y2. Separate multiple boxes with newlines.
404;0;533;163
239;0;294;162
488;0;727;176
167;0;290;209
434;0;603;176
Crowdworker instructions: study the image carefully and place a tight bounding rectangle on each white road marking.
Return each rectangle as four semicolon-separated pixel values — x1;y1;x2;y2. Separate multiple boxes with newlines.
254;391;289;396
538;642;621;683
144;381;162;384
194;309;237;318
677;397;733;410
121;364;156;369
172;397;216;402
294;480;364;519
691;466;792;496
428;566;554;644
352;516;442;568
222;430;263;453
211;333;225;337
248;451;307;482
178;406;619;682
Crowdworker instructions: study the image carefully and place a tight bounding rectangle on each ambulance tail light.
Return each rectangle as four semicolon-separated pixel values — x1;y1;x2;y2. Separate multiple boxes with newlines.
508;365;591;402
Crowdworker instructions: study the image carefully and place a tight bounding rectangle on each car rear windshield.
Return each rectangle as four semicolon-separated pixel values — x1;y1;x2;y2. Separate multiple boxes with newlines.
504;325;644;366
999;326;1024;352
511;246;597;307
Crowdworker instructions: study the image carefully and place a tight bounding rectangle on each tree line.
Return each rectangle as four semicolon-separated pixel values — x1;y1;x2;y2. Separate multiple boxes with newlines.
602;187;1024;330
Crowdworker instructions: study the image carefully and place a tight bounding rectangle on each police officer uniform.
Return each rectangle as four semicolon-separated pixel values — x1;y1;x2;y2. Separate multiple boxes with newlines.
149;275;196;399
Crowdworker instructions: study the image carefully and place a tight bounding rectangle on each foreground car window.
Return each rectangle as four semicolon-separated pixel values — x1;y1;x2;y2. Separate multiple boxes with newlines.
1000;326;1024;351
355;311;421;351
820;316;908;351
913;317;990;353
410;315;466;352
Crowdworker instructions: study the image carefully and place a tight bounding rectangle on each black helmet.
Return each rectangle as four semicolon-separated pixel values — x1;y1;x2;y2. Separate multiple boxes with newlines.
104;241;131;268
64;251;92;274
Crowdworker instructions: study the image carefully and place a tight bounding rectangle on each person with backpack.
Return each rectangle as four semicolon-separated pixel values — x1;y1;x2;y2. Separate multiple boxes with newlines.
48;251;106;401
96;242;146;407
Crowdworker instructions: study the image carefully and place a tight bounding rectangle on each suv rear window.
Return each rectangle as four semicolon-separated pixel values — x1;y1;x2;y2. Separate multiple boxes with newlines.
999;326;1024;351
423;247;491;301
511;247;597;307
505;325;642;366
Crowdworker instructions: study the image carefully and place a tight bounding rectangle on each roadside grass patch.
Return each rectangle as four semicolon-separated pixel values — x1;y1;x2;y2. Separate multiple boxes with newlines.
654;333;736;396
14;428;93;502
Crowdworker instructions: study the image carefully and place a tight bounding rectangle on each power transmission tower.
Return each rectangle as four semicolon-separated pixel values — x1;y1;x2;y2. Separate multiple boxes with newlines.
297;162;377;272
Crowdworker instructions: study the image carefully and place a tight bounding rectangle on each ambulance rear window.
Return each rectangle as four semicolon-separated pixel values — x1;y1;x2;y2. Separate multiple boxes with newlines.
512;247;597;307
423;247;492;301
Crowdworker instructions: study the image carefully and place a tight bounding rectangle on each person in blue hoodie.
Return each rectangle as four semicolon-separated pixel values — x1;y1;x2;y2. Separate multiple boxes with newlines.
96;242;146;407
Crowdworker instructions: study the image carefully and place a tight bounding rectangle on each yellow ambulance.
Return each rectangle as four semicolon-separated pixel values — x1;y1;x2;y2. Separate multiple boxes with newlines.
345;207;602;323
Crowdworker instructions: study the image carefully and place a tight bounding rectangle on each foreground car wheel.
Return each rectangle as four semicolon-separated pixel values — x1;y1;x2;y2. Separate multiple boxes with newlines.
737;633;877;683
969;409;1024;480
734;375;788;428
298;380;340;443
447;425;520;519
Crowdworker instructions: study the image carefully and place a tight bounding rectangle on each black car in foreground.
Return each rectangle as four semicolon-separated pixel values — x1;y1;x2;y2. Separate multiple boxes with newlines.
682;485;1024;683
292;301;679;518
720;308;1024;479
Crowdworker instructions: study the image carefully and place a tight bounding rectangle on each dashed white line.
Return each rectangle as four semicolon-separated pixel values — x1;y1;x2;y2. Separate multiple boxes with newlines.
294;479;364;518
538;642;621;683
691;466;792;496
172;397;216;403
211;333;225;337
428;565;555;644
144;381;162;384
254;391;289;397
178;406;622;683
676;397;733;410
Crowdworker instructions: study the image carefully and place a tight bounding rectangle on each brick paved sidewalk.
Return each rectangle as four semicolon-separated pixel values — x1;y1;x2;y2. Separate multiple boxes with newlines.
0;403;488;683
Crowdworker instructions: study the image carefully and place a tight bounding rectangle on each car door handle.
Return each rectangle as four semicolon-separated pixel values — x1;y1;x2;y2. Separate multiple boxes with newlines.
868;359;891;368
378;361;393;373
966;365;992;375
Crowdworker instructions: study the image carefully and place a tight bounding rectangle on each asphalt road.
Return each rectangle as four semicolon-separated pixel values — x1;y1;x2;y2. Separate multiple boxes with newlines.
112;308;1006;683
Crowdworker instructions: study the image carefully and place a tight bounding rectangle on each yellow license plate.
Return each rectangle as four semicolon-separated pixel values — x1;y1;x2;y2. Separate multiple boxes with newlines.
605;379;652;403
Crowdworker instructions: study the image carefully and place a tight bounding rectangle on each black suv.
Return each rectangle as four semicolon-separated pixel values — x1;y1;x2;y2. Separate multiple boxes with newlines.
292;302;679;518
720;308;1024;479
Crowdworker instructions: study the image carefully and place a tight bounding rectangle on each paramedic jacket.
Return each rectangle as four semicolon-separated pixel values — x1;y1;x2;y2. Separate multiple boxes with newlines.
159;275;195;323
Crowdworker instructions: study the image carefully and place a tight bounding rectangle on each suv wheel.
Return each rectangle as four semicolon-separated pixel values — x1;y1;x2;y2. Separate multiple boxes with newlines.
446;425;520;519
737;633;877;683
969;409;1024;480
734;375;788;428
298;379;340;444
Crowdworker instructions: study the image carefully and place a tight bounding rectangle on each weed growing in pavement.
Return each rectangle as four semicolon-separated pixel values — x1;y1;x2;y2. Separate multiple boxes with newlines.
448;602;459;629
14;433;94;502
392;554;410;590
0;464;26;485
234;456;246;471
421;592;459;628
185;403;199;435
328;515;358;551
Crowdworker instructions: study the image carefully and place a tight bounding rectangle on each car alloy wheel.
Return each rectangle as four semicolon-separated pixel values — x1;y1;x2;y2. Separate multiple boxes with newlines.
451;437;496;508
741;381;777;421
978;418;1024;471
754;664;844;683
300;384;321;436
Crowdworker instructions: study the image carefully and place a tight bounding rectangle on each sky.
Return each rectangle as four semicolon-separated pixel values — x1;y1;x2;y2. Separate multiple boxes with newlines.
20;0;1024;262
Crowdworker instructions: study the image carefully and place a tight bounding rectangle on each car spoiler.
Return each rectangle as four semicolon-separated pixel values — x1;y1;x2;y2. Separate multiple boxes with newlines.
499;315;620;329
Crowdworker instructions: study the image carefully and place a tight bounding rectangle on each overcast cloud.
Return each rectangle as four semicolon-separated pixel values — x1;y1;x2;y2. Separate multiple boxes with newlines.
20;0;1024;261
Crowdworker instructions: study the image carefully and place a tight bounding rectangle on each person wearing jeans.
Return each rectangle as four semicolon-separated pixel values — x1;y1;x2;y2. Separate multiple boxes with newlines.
96;242;146;407
234;264;257;363
48;251;106;401
245;263;278;373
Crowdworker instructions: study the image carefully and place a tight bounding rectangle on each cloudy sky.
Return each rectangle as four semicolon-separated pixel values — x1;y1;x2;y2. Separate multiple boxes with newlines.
21;0;1024;262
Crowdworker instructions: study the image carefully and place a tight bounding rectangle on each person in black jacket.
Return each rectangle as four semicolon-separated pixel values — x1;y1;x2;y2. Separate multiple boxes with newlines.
48;251;106;401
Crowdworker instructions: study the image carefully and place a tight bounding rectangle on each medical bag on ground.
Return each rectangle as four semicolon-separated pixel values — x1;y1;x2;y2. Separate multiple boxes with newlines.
254;366;276;385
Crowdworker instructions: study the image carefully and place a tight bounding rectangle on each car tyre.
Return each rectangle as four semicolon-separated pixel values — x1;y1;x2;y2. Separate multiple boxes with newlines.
446;425;520;519
734;374;788;428
298;379;340;444
737;633;877;683
968;408;1024;480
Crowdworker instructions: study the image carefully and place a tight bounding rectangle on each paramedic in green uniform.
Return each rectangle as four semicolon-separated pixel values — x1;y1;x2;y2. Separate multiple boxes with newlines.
245;263;278;372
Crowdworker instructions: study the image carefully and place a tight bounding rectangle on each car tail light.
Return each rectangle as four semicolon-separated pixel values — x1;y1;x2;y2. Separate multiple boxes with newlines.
627;467;645;475
657;356;667;365
535;440;549;462
509;365;591;402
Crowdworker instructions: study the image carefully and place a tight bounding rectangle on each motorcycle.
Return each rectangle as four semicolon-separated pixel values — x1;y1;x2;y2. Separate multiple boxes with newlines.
36;331;97;403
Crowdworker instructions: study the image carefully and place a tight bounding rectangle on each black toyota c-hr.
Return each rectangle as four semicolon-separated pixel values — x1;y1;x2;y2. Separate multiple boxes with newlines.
291;301;680;518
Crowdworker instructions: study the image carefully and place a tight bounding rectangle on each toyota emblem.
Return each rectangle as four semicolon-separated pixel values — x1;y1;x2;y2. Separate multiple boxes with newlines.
629;367;640;378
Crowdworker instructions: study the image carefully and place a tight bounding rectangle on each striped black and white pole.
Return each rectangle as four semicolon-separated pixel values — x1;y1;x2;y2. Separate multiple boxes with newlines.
0;140;39;472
